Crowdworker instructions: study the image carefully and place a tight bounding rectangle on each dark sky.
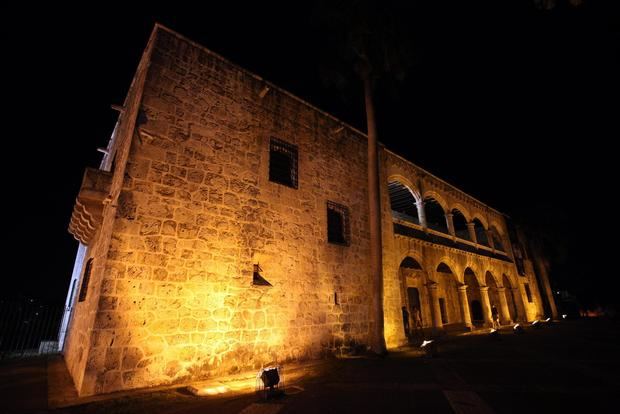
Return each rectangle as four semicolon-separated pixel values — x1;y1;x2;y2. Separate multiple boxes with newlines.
3;1;619;306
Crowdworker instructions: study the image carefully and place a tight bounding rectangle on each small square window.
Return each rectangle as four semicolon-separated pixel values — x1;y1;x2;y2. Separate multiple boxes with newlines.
327;201;350;246
269;138;298;188
524;283;533;303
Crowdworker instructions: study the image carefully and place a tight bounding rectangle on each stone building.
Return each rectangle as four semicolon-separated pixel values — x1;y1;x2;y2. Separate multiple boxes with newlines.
61;24;556;396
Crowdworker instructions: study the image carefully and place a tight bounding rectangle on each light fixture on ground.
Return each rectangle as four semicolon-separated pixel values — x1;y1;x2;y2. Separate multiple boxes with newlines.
531;320;542;328
420;339;438;357
489;328;500;339
544;317;551;322
513;323;525;334
256;365;283;399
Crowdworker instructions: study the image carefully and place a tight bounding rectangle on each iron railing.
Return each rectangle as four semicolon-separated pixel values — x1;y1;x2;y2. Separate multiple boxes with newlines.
0;299;63;359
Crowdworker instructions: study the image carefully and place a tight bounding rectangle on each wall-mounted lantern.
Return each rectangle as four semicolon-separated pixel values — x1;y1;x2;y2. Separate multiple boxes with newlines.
253;263;272;287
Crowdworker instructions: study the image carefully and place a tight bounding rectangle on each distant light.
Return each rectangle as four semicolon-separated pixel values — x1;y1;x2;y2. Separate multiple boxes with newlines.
562;314;567;319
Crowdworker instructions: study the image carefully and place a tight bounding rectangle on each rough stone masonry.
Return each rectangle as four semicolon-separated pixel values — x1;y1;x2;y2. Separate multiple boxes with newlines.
64;24;553;396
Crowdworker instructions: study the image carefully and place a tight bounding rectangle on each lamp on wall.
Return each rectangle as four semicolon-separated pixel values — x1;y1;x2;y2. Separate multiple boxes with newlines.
253;263;272;286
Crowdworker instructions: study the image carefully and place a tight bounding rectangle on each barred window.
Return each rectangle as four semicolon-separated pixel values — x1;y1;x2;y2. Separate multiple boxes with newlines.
327;201;350;245
78;258;93;302
269;138;298;188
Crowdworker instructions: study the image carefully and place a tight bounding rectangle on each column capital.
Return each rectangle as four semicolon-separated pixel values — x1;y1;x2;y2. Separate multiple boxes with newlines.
479;286;489;292
445;212;454;218
458;284;468;292
466;222;476;229
426;282;438;290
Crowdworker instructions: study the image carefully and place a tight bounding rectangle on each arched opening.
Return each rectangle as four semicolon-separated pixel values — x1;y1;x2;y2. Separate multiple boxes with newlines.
490;227;505;252
452;209;469;240
425;197;448;233
486;271;500;319
435;262;460;326
464;267;484;324
388;181;419;224
470;300;483;322
400;256;422;270
399;257;427;339
473;218;489;246
503;274;518;321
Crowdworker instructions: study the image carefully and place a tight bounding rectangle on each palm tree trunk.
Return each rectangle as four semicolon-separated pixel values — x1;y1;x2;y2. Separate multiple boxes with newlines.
363;74;387;354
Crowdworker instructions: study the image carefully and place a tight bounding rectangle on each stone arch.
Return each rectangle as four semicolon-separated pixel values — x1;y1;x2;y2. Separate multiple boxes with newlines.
398;253;431;334
434;257;461;283
472;217;489;246
451;208;470;240
489;225;505;252
388;179;420;224
423;190;449;212
502;273;519;321
464;267;484;324
471;213;489;230
485;271;501;320
387;175;421;202
434;261;461;326
423;192;448;234
489;219;505;236
451;203;472;222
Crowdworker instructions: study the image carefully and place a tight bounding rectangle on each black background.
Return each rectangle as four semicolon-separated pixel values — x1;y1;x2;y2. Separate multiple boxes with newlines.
2;1;618;308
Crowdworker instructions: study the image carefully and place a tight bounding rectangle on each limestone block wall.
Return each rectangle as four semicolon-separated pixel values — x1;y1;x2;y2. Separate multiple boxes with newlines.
77;26;373;395
63;30;157;394
380;150;541;347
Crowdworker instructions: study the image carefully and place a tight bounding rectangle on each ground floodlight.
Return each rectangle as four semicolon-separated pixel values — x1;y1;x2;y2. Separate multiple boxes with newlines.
545;317;551;322
489;328;500;339
513;323;525;334
420;339;438;357
531;320;542;328
256;366;283;399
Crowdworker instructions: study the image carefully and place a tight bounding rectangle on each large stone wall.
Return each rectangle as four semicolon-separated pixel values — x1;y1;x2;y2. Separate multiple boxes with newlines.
65;25;548;396
76;27;373;395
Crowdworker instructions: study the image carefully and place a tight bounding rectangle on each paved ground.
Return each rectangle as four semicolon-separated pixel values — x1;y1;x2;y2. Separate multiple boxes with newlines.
2;318;619;414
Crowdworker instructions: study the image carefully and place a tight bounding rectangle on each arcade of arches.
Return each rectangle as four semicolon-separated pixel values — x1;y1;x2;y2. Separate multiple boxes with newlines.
383;175;548;347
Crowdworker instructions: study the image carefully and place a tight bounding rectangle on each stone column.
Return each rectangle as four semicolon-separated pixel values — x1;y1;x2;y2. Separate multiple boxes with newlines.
416;200;427;230
497;287;512;324
467;222;477;245
427;283;443;332
445;212;456;241
512;287;527;322
458;284;472;328
479;286;493;327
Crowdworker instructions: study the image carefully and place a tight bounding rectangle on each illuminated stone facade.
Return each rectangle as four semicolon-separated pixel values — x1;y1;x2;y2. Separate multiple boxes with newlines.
63;25;553;396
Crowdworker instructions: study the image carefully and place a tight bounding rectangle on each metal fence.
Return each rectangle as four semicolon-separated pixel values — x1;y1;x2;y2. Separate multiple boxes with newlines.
0;299;63;359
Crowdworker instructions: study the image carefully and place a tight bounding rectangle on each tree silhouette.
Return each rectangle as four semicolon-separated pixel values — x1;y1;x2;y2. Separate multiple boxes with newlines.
313;0;414;353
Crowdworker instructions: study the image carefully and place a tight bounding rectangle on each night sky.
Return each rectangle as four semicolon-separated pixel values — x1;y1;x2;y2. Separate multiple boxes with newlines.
3;1;619;308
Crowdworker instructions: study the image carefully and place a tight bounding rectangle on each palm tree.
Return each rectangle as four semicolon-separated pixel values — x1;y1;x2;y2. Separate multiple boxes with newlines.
314;0;413;354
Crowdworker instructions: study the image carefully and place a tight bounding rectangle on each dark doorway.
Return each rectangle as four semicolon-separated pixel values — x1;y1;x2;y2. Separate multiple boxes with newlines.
470;300;483;322
438;298;448;324
407;287;421;311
